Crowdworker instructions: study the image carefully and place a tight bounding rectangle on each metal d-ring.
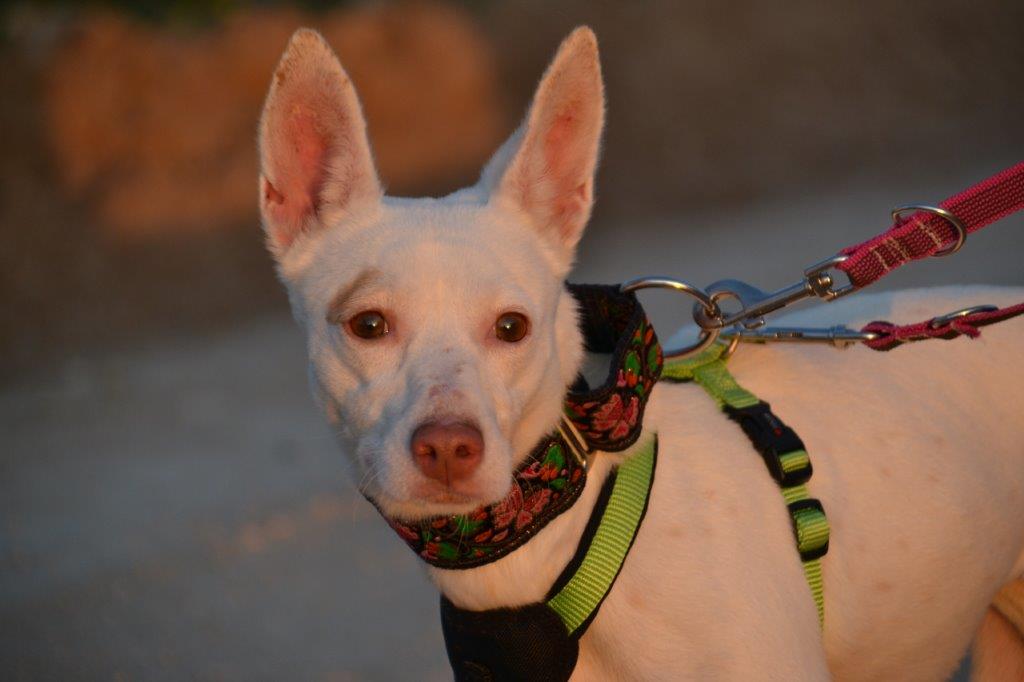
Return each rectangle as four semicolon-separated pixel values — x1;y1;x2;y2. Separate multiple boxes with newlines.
891;205;967;257
719;331;742;360
620;277;722;360
927;304;998;330
709;289;744;360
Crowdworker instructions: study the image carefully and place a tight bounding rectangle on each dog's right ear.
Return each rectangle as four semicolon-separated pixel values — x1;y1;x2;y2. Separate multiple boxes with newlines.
483;27;605;272
258;29;381;259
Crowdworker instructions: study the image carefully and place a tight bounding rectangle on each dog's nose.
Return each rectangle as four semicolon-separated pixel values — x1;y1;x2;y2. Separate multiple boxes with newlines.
410;422;483;486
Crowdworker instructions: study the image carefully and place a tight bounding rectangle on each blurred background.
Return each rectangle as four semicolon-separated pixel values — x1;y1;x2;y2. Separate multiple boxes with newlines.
1;0;1022;679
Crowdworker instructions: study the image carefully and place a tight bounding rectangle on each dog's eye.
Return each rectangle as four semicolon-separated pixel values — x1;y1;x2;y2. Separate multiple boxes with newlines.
495;312;529;343
349;310;389;339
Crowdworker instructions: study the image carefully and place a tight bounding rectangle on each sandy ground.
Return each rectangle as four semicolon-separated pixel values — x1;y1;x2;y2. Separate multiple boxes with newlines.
3;159;1021;680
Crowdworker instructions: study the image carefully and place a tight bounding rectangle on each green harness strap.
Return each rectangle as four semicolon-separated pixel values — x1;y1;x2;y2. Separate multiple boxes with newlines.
547;437;657;636
663;345;830;627
544;344;828;635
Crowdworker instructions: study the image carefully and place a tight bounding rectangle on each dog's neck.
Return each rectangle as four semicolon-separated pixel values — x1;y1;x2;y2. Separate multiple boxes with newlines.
375;284;664;605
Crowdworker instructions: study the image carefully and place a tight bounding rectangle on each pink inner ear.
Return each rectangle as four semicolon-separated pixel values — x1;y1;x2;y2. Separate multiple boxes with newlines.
543;106;592;241
263;104;331;249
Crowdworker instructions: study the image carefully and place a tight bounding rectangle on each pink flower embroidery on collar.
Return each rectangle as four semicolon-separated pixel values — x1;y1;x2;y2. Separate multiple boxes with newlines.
491;484;554;532
590;393;640;441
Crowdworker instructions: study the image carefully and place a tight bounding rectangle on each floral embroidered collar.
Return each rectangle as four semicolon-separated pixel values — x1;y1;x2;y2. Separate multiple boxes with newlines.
382;284;663;570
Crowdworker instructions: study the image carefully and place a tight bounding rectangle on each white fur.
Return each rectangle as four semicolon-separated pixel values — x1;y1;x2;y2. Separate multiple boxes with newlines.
259;27;1024;680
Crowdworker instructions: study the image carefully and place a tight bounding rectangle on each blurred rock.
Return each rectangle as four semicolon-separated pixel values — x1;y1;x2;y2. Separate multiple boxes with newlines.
44;3;506;236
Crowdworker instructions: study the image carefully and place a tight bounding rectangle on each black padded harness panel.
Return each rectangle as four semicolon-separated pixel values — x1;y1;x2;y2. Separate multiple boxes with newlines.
440;598;578;682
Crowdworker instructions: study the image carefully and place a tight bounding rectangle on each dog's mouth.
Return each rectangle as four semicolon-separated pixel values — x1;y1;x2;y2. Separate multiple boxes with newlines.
357;453;512;519
408;477;486;505
367;481;501;521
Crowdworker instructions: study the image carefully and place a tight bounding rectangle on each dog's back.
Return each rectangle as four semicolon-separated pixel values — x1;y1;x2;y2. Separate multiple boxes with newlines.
602;285;1024;680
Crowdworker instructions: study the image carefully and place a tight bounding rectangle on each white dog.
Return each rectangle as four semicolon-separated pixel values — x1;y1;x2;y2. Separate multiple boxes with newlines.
257;26;1024;680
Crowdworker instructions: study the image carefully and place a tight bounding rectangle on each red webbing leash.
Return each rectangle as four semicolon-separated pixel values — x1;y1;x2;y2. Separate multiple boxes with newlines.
651;162;1024;357
862;302;1024;351
836;162;1024;351
838;162;1024;287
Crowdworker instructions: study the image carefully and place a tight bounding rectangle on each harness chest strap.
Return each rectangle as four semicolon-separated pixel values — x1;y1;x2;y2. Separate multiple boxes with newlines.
663;345;830;626
546;436;657;633
441;437;658;682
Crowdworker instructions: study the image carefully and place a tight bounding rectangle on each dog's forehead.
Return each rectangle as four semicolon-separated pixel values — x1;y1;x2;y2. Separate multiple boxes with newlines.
303;199;556;306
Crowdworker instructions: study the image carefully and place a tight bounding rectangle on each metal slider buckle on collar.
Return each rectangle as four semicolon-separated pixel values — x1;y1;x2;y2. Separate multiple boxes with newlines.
557;417;592;469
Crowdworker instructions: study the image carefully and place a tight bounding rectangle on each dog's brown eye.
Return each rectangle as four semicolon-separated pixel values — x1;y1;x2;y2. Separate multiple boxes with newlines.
495;312;529;343
349;311;389;339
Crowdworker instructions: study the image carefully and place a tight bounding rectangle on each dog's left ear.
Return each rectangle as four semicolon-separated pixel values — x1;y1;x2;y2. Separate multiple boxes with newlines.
485;27;605;270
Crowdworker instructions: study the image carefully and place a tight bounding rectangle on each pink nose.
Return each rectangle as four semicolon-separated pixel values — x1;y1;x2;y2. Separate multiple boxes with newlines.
410;422;483;486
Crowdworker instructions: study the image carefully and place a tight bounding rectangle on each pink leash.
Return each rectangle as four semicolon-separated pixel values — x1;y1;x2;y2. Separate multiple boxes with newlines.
627;162;1024;358
862;302;1024;351
838;162;1024;287
837;162;1024;350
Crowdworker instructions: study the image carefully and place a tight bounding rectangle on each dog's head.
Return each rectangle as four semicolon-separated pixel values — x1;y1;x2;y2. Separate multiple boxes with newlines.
258;27;604;520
